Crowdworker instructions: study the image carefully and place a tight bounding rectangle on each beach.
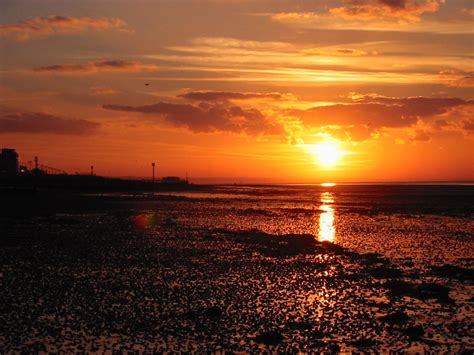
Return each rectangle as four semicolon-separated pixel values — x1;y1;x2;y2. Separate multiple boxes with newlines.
1;185;473;352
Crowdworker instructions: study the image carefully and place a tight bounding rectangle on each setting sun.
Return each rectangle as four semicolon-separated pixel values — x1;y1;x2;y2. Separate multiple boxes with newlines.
321;182;336;187
306;140;345;168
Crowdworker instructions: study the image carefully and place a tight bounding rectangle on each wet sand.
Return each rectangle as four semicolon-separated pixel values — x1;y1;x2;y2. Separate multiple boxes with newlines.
0;186;473;352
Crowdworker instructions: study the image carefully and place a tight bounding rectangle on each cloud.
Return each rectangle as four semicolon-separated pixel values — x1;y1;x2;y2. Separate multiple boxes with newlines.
102;101;284;136
0;15;129;41
271;0;447;30
301;48;377;56
190;37;290;50
178;91;289;102
271;12;320;22
463;8;474;16
32;60;158;75
288;95;472;140
411;130;431;141
439;70;474;88
0;109;99;135
311;124;375;142
463;119;474;131
329;0;444;22
90;86;118;96
151;35;459;85
352;94;469;113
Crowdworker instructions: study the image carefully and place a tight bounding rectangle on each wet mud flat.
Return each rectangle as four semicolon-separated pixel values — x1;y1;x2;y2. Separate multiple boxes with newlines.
0;191;473;352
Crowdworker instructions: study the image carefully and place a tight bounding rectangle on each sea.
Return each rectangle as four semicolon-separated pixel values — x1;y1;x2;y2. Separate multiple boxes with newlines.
145;183;474;265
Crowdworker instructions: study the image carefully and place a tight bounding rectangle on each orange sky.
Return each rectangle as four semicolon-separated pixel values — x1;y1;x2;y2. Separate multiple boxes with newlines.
0;0;473;182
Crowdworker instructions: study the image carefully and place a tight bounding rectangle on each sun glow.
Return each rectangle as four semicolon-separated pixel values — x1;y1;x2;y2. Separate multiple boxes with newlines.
306;140;345;168
321;182;336;187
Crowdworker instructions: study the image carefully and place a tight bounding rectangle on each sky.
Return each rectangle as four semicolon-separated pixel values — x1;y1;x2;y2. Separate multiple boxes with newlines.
0;0;473;182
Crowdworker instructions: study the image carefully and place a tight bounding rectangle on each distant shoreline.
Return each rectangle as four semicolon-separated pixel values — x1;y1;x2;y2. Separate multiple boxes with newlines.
1;174;473;193
103;177;474;186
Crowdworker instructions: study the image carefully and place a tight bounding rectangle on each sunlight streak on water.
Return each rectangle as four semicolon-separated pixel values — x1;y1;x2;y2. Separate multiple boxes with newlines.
318;192;335;242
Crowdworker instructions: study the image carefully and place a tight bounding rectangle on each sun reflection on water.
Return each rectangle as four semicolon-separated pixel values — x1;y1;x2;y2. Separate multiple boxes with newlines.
318;192;335;242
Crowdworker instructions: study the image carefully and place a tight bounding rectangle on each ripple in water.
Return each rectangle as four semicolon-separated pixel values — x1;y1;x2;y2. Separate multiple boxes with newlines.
318;191;336;242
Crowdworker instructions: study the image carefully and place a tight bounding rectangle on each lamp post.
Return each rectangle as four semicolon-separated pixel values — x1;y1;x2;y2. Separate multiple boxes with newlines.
151;162;156;194
151;162;155;189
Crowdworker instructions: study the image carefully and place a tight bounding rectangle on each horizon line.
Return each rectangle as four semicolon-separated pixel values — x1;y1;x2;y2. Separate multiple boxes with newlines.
110;176;474;185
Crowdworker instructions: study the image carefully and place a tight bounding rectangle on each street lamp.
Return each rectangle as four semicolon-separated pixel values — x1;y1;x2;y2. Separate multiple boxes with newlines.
152;162;155;184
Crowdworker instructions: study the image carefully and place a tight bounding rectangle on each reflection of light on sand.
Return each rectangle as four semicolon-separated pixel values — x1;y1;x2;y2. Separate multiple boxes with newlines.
133;213;156;230
318;192;335;242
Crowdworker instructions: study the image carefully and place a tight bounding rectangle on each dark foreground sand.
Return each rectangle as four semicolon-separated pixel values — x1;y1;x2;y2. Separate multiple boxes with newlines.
0;191;472;352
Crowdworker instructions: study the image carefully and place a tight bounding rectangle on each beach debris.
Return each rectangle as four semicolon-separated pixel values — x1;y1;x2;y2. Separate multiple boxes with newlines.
379;311;409;325
385;280;453;304
255;330;284;346
351;338;377;348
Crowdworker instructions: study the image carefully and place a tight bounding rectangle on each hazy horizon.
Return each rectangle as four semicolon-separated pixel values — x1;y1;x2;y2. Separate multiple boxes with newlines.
112;175;474;185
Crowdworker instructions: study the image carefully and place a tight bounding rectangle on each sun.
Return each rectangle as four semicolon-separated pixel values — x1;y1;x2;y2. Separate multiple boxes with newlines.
307;140;345;168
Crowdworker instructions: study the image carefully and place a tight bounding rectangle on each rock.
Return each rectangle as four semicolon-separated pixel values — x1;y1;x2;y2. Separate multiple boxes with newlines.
385;280;453;304
351;338;377;348
204;306;222;318
255;330;284;346
431;265;474;283
402;325;424;339
379;311;409;325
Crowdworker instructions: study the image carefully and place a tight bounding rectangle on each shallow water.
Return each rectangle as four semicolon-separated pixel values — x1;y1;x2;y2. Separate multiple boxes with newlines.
1;184;473;352
148;184;474;265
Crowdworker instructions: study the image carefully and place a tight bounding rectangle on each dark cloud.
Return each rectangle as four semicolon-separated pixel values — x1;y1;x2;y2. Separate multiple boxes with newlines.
32;60;158;74
300;47;376;56
0;110;99;135
439;70;474;88
102;102;283;136
178;91;287;102
354;95;469;116
330;0;444;21
292;103;416;128
0;15;129;41
463;119;474;131
378;0;407;9
412;130;431;141
317;125;374;142
291;95;470;129
288;95;472;141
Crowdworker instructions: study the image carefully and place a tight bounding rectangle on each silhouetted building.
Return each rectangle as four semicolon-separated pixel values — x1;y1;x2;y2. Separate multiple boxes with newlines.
31;168;47;177
0;148;19;176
